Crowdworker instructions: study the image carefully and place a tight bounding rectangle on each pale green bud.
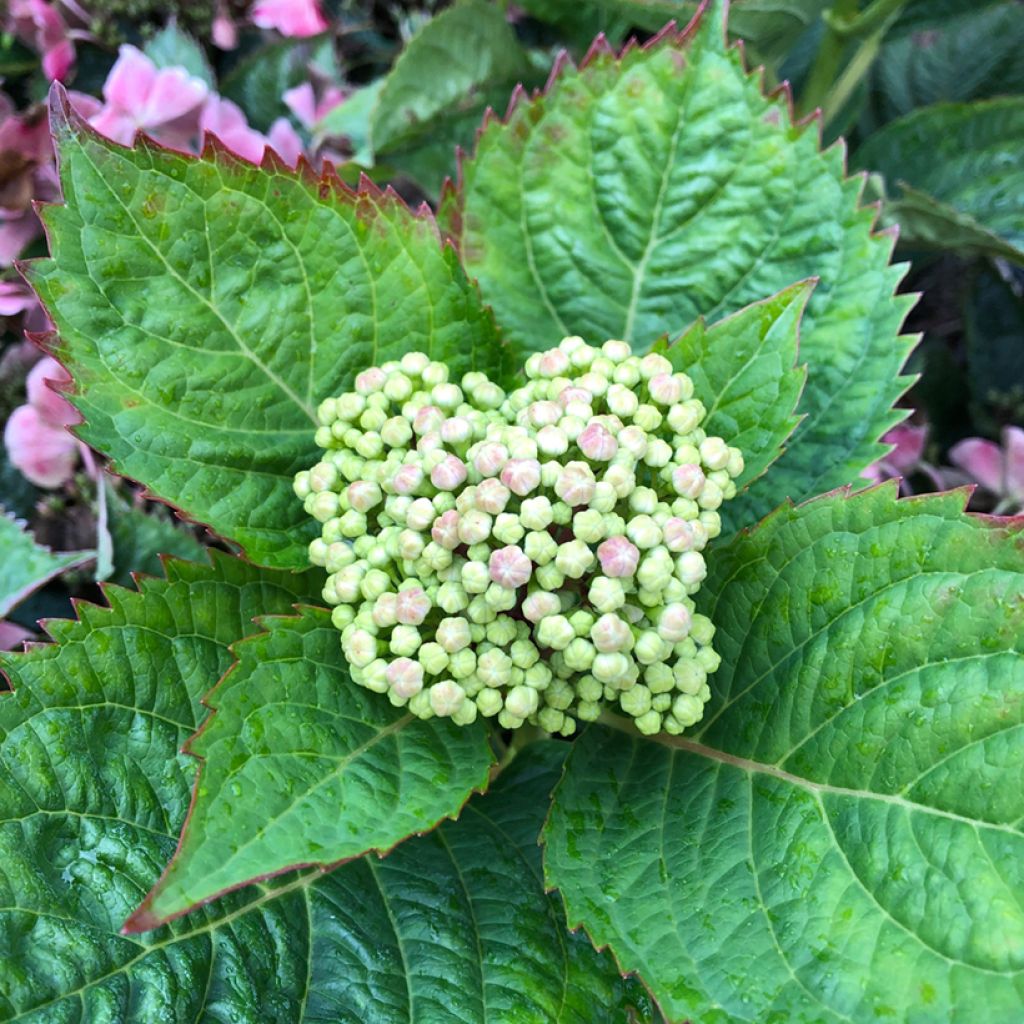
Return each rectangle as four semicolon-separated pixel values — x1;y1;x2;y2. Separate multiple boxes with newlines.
673;660;706;694
388;625;420;657
592;652;632;685
536;614;575;650
534;563;565;590
461;560;490;594
308;537;329;566
467;595;497;624
672;693;704;726
523;530;558;566
634;630;669;664
418;642;449;675
436;617;472;653
492;513;525;545
572;509;606;544
538;707;566;734
510;639;539;668
626;514;662;549
520;496;554;531
486;616;519;646
634;710;663;735
696;647;722;673
576;700;602;722
505;685;539;718
620;684;652;717
555;540;594;579
475;688;503;716
589;576;626;613
544;680;576;709
644;662;675;693
690;613;715;646
449;649;477;679
563;638;596;671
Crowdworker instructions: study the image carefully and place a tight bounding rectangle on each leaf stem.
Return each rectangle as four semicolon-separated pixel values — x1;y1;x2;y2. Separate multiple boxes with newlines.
800;0;859;118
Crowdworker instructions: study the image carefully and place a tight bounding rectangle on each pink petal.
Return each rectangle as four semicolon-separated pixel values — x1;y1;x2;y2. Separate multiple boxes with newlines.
1002;426;1024;498
0;621;33;651
882;423;927;474
201;97;266;164
0;213;42;266
251;0;328;37
0;281;37;316
3;403;78;488
26;356;79;426
267;117;304;168
140;67;208;129
88;105;138;145
42;38;74;81
212;4;239;49
316;86;347;122
103;45;158;115
948;438;1004;494
68;90;103;121
283;83;317;128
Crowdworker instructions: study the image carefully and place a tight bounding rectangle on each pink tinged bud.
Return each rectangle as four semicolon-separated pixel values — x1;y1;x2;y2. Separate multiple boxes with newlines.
355;367;386;394
591;613;632;653
527;400;562;427
663;517;697;552
431;454;468;491
501;458;542;497
523;591;561;623
618;425;648;458
396;587;431;625
537;348;571;378
391;464;424;495
386;658;424;698
458;509;492;545
648;373;683;405
347;480;381;512
597;536;641;578
658;604;692;643
431;509;461;550
27;358;79;427
414;405;445;435
578;423;618;461
417;431;444;456
473;442;509;477
489;545;533;590
372;593;398;628
474;477;511;515
3;404;78;489
554;461;596;506
406;497;435;531
557;386;591;408
440;416;473;445
673;464;705;499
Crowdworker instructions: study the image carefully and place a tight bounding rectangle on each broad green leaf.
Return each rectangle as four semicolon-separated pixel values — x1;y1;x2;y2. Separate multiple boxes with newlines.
0;511;91;618
965;267;1024;433
855;98;1024;263
870;3;1024;123
370;0;535;188
0;576;645;1024
144;23;215;89
882;184;1024;264
105;485;206;587
128;609;495;930
29;89;507;570
665;281;809;498
545;485;1024;1022
448;0;915;523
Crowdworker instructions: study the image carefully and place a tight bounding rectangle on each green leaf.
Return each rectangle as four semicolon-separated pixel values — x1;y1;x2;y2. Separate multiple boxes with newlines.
0;511;92;618
128;609;496;930
29;89;507;570
665;282;810;499
447;0;915;523
0;576;644;1023
144;23;215;88
965;266;1024;433
882;184;1024;264
544;485;1024;1022
106;485;206;587
870;3;1024;123
855;98;1024;263
371;0;533;160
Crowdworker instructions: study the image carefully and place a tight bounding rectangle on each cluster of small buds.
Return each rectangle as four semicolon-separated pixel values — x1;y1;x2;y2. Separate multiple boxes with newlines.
294;338;744;736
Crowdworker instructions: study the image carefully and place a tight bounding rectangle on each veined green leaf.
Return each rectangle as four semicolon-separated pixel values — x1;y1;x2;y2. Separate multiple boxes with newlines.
665;281;810;501
128;610;496;930
545;485;1024;1021
447;0;915;524
0;511;92;619
371;0;534;167
28;89;508;570
0;569;644;1023
855;97;1024;263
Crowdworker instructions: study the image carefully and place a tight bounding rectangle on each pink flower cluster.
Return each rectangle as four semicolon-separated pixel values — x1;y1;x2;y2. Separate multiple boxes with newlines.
4;356;82;488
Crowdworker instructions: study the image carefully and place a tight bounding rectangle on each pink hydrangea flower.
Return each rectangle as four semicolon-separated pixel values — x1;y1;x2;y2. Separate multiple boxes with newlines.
283;82;346;130
251;0;328;37
4;356;82;488
861;422;944;495
597;536;641;578
6;0;75;81
212;1;239;49
949;426;1024;513
89;46;209;149
201;96;302;167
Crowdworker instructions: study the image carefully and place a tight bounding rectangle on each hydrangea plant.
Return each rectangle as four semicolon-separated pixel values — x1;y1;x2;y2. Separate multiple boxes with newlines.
2;3;1023;1022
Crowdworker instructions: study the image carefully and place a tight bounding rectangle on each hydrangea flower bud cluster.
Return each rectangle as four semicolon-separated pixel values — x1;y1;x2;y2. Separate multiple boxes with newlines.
294;338;743;736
